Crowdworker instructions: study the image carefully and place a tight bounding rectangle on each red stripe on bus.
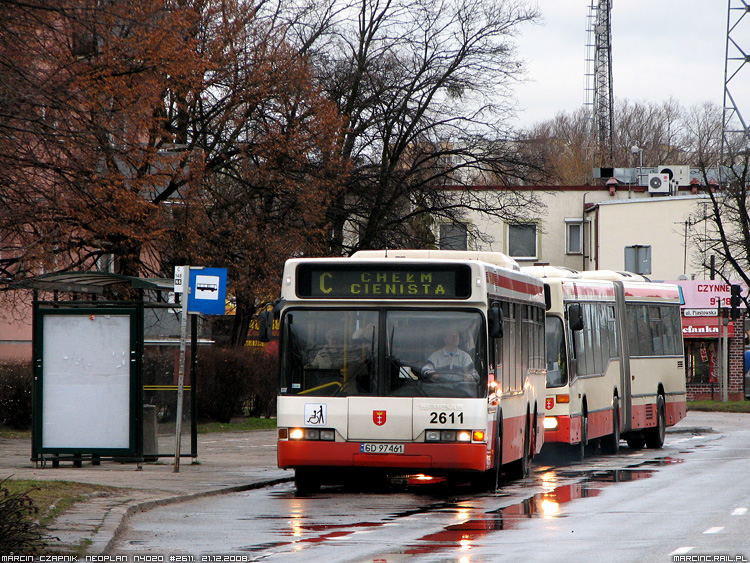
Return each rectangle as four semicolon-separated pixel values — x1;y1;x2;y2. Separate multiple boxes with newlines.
486;271;544;299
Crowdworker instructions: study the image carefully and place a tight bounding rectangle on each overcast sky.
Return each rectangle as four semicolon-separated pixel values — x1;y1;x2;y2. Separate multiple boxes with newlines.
510;1;737;129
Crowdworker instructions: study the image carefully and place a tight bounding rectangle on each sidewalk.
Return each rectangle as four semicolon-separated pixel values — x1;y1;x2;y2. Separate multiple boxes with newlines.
0;429;290;555
0;411;741;555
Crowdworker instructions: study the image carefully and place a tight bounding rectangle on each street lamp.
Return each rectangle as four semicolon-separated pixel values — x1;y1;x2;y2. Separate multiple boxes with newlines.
631;145;643;186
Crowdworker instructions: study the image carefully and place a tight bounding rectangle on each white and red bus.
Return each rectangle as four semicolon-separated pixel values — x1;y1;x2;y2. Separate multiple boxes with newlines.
523;267;687;458
264;250;547;492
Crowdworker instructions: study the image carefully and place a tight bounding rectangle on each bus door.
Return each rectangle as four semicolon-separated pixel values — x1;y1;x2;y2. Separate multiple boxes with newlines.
613;281;633;432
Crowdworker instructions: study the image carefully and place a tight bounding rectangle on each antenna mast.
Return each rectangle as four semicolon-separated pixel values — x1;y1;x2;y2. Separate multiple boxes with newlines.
721;0;750;168
584;0;614;166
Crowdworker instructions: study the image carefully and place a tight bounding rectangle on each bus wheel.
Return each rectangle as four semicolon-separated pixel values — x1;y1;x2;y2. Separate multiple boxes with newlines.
506;414;531;480
473;423;502;491
644;395;666;449
294;468;322;494
626;433;645;450
600;397;620;455
572;413;588;461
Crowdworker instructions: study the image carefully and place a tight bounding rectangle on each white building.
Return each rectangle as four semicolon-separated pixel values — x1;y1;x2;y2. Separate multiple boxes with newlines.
444;183;716;282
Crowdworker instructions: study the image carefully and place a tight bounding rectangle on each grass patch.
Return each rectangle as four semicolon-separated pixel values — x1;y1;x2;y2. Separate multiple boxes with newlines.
1;479;122;529
1;478;123;555
0;427;31;439
687;400;750;413
197;416;276;434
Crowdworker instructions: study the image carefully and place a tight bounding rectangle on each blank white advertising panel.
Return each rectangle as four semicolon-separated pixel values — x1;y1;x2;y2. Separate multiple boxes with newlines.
41;313;132;449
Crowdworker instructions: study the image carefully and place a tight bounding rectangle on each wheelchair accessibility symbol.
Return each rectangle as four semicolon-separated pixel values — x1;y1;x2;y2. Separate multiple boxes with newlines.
304;403;327;426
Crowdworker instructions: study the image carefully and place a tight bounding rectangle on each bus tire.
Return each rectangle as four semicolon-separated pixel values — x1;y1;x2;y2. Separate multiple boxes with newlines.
644;394;666;449
626;433;645;450
294;468;322;493
506;412;531;480
572;412;588;461
474;418;502;491
600;397;620;455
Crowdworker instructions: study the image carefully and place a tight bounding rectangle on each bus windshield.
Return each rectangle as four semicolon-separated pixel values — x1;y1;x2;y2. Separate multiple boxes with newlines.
279;309;486;398
546;316;568;387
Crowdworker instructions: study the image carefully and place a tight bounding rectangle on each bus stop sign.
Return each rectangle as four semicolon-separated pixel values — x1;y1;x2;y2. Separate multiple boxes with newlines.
187;267;227;315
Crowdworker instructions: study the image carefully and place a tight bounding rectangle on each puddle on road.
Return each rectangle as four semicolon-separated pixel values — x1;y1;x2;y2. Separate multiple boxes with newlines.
400;467;656;557
255;458;681;561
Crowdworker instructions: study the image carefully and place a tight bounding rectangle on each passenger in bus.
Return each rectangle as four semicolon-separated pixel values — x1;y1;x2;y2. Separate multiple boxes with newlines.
311;328;346;369
421;330;478;382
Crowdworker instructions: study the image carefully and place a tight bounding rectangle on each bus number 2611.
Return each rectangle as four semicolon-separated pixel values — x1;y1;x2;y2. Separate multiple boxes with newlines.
430;411;464;424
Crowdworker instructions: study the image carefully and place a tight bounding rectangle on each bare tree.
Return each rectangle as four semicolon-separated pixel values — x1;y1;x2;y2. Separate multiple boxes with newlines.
690;120;750;291
270;0;545;254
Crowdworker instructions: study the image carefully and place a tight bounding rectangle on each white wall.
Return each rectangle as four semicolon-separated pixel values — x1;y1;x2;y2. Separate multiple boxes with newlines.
588;195;712;280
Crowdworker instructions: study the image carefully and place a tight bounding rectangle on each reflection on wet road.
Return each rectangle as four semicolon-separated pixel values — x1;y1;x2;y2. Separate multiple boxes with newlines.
251;454;685;562
116;442;709;562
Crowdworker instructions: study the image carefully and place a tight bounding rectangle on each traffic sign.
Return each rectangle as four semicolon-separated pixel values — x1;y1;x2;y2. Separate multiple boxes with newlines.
187;267;227;315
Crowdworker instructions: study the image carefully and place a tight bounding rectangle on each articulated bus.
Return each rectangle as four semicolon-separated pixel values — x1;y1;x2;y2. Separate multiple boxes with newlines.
265;250;547;492
522;267;687;458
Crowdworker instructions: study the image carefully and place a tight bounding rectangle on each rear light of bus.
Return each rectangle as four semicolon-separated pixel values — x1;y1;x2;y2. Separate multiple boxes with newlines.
556;394;570;403
426;430;484;443
286;428;335;441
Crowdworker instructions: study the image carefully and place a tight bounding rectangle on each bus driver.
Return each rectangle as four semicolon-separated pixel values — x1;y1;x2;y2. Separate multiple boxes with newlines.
421;330;478;382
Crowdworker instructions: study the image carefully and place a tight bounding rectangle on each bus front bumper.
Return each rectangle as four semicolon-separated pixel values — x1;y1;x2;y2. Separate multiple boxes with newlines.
278;440;488;472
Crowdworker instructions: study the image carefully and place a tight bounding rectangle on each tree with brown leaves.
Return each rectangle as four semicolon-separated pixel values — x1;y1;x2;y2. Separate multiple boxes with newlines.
0;0;345;344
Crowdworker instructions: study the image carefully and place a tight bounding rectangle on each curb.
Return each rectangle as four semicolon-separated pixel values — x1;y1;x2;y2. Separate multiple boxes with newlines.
101;477;293;554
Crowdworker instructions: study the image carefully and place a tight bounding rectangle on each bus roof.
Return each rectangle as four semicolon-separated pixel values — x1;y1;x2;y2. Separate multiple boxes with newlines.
351;249;521;271
577;270;651;282
521;265;581;279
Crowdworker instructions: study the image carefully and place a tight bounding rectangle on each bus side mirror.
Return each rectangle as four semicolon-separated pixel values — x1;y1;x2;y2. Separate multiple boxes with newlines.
489;303;503;338
258;309;273;342
568;303;584;332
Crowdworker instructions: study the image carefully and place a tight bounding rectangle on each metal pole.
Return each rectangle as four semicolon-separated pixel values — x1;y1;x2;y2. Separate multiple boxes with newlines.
722;310;730;402
174;269;189;472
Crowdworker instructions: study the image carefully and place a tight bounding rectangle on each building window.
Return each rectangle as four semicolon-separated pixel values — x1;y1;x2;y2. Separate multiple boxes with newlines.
566;221;583;254
439;223;468;250
624;245;651;275
507;223;537;259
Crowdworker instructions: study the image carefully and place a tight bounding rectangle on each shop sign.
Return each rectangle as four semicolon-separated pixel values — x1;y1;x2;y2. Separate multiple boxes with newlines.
683;309;718;317
674;280;747;309
682;317;734;338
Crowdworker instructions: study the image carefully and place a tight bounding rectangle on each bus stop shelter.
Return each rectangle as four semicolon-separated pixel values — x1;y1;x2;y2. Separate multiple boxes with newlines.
14;271;199;467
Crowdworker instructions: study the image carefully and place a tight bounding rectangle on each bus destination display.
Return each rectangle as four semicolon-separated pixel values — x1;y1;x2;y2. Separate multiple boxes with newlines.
296;264;471;299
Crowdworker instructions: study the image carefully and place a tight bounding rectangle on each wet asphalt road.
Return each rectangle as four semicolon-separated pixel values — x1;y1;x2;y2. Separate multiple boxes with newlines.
112;422;750;563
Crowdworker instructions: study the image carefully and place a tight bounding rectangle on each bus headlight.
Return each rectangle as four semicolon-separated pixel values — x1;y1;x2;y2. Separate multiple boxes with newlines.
287;428;336;441
543;417;558;430
426;430;482;442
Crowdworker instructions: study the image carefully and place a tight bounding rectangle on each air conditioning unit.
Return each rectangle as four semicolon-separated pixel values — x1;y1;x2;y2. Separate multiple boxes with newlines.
648;173;670;193
658;165;691;187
